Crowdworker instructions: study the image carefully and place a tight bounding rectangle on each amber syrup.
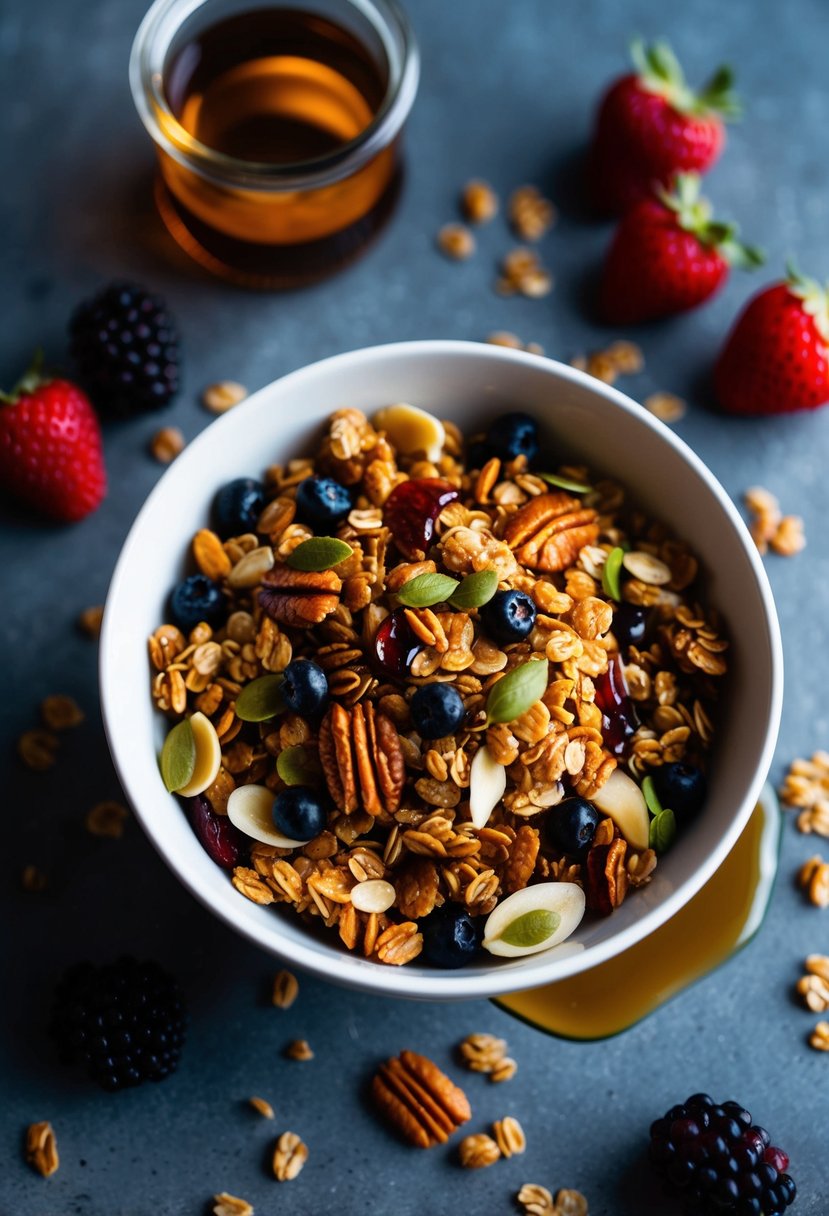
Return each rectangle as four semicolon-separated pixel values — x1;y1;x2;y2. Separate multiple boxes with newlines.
157;8;401;286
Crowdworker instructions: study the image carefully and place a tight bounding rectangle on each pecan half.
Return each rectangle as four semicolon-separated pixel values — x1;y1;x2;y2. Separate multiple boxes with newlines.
502;491;599;573
259;565;342;629
585;835;628;916
319;702;405;817
372;1050;471;1148
395;857;440;919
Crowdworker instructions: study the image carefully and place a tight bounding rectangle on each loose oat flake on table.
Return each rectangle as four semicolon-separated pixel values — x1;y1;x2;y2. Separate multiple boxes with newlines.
148;402;728;967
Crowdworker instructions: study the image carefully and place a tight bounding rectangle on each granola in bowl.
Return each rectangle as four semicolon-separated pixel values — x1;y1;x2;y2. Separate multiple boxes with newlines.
149;403;728;969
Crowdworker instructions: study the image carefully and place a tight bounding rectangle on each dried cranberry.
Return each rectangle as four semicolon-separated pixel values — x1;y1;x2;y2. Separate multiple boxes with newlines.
187;795;244;870
383;478;459;559
594;655;638;757
372;608;424;678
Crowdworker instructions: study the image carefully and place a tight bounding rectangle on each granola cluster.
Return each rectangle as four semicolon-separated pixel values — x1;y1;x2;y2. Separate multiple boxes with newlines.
149;406;728;967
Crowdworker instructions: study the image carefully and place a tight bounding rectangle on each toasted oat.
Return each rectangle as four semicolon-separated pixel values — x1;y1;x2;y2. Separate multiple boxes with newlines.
508;185;556;241
202;381;247;413
272;1131;308;1181
770;514;806;556
743;487;803;557
780;754;829;837
493;1115;525;1157
490;1056;518;1083
458;1132;501;1168
806;953;829;982
149;425;185;463
213;1192;254;1216
284;1039;314;1061
462;179;498;224
644;392;686;424
437;223;476;260
809;1020;829;1051
487;331;523;350
17;729;59;770
554;1189;589;1216
796;970;829;1013
41;694;84;730
249;1096;275;1119
86;800;130;839
21;864;48;892
517;1183;556;1215
498;247;553;298
25;1121;59;1177
77;604;104;638
801;858;829;908
272;969;299;1009
604;340;644;374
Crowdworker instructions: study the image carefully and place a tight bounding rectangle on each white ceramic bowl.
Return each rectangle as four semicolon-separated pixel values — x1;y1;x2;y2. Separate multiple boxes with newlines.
100;341;783;1000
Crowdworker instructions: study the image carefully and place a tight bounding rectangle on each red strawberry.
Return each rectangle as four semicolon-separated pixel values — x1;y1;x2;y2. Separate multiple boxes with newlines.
715;267;829;416
0;355;107;522
587;39;740;216
600;174;762;324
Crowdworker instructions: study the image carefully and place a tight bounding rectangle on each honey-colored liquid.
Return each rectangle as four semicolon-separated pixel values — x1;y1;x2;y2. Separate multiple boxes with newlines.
156;8;400;286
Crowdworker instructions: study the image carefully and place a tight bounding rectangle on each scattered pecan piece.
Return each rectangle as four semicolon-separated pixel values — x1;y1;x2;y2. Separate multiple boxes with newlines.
259;565;342;629
319;702;405;817
503;491;599;573
585;835;628;916
25;1121;59;1177
501;824;540;894
371;1050;471;1147
395;857;440;919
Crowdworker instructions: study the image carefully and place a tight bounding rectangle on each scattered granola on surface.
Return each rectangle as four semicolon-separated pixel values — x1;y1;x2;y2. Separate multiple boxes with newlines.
21;864;48;892
809;1020;829;1051
517;1183;589;1215
457;1031;517;1081
743;487;805;556
149;402;727;968
85;800;130;838
458;1131;501;1167
797;955;829;1011
213;1192;254;1216
486;332;544;356
150;425;185;464
17;729;59;770
779;752;829;837
77;604;104;639
497;247;553;297
248;1096;275;1118
271;969;299;1008
492;1114;526;1157
437;223;476;261
570;340;644;385
644;391;686;424
41;694;84;730
272;1131;308;1181
25;1121;59;1177
284;1038;314;1061
508;185;556;242
202;381;248;414
797;855;829;908
462;180;499;225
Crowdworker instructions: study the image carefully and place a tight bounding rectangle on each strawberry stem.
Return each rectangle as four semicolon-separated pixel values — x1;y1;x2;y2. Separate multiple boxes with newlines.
657;175;764;269
786;261;829;344
630;38;741;121
0;349;50;405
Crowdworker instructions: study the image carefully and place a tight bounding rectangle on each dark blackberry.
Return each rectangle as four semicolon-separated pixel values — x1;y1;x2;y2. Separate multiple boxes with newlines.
69;282;180;417
649;1096;796;1215
50;957;186;1091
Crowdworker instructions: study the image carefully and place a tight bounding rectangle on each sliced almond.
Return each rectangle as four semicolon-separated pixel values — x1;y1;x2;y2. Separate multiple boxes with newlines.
372;403;446;463
482;882;585;958
621;551;671;586
591;768;649;850
176;712;222;797
227;784;309;847
351;878;396;913
469;745;507;829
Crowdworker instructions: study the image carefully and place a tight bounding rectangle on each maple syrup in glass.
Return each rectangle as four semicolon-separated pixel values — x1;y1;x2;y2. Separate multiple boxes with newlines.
130;0;418;287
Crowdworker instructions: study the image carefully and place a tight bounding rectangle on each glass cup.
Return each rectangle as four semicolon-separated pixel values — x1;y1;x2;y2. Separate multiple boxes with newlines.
130;0;419;288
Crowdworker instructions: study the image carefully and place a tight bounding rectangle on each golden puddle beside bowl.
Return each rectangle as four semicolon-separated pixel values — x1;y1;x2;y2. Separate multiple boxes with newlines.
496;788;780;1039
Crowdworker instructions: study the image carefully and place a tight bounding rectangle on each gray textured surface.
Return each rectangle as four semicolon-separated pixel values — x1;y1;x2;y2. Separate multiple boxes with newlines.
3;0;829;1212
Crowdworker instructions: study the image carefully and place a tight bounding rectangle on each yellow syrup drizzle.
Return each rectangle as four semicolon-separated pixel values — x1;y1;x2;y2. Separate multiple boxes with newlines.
495;796;777;1040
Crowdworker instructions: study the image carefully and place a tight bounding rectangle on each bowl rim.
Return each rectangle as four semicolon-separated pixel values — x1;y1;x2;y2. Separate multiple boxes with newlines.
100;339;784;1000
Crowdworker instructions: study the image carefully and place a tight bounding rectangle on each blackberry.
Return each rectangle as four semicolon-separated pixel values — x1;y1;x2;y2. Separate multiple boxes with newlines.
69;282;180;417
50;957;186;1091
649;1094;796;1215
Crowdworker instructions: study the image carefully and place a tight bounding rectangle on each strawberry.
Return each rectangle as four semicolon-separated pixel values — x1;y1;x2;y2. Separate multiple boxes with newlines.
715;266;829;416
600;174;762;325
0;355;107;522
587;39;740;216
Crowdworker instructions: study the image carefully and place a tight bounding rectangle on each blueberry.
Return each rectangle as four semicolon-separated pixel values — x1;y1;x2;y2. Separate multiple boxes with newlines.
543;796;600;858
410;684;465;739
212;477;265;538
612;601;649;652
485;412;539;462
272;787;326;841
653;762;708;818
421;905;480;968
281;659;329;718
295;475;352;529
169;574;226;633
480;589;537;644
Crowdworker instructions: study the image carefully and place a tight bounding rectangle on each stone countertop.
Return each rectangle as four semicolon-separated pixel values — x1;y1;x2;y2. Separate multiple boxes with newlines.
3;0;829;1212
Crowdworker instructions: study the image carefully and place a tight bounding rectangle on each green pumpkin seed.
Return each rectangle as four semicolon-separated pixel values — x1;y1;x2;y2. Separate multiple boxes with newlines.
396;572;460;608
649;808;677;855
160;718;196;792
235;674;286;722
641;775;664;817
276;745;323;787
449;569;499;610
286;536;353;572
539;471;592;494
602;546;625;601
485;658;548;725
499;908;561;948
